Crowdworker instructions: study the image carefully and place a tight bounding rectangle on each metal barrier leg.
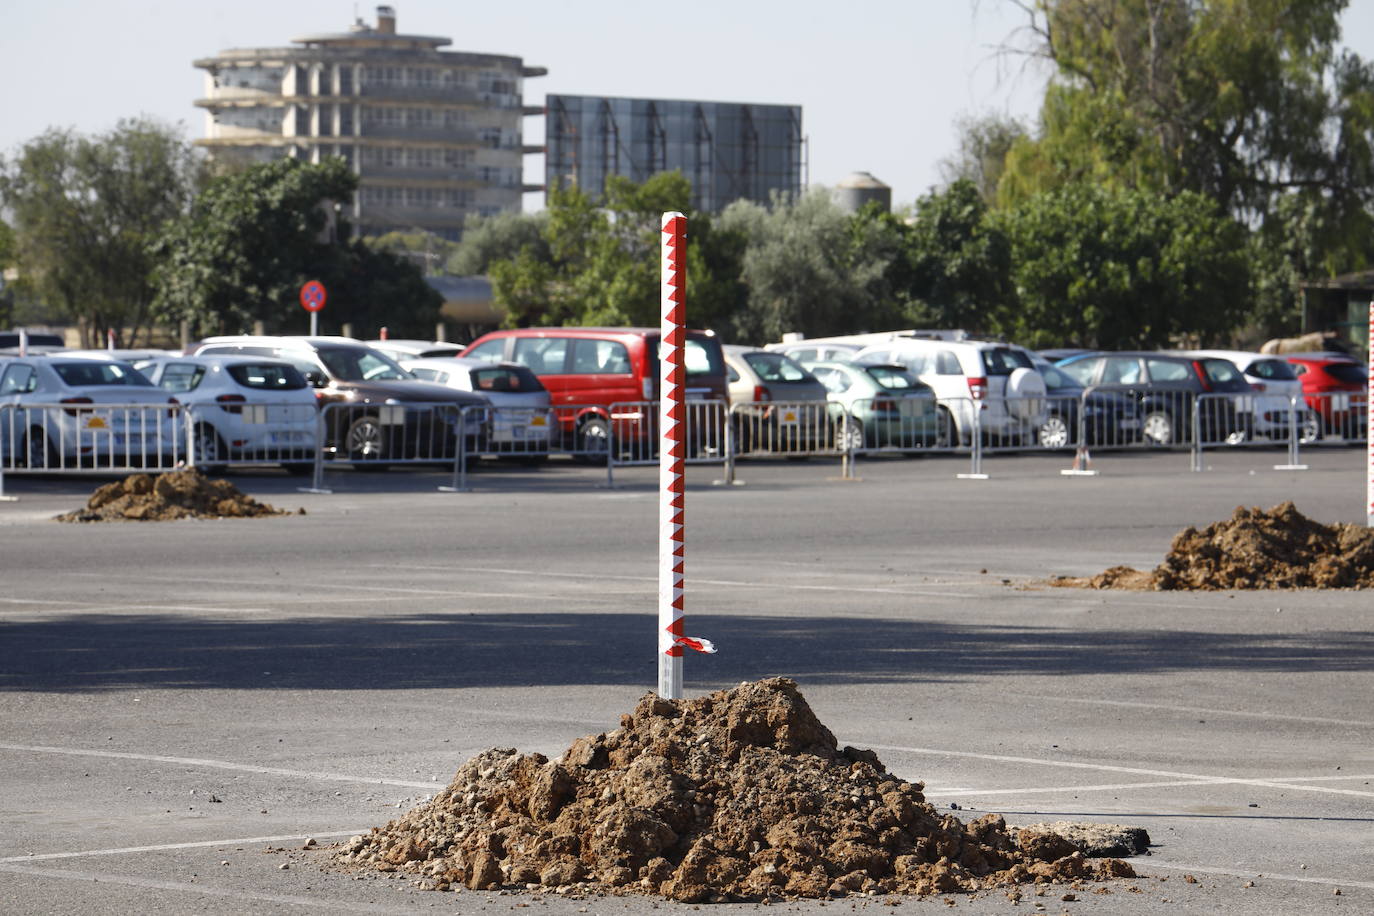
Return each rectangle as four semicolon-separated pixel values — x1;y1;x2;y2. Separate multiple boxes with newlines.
958;405;988;479
1275;396;1308;471
298;410;332;494
1190;407;1204;472
440;408;473;493
713;414;743;486
0;466;14;502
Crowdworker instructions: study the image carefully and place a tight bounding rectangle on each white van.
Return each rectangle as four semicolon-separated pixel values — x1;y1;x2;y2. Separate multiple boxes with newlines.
851;338;1047;445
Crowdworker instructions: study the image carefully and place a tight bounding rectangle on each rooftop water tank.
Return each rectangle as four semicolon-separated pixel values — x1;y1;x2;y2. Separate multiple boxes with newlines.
833;171;891;214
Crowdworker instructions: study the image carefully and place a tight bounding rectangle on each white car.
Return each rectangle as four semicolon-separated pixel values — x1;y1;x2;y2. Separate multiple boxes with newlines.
1175;349;1319;442
0;354;181;469
366;339;464;363
138;355;319;472
401;356;552;458
851;338;1047;445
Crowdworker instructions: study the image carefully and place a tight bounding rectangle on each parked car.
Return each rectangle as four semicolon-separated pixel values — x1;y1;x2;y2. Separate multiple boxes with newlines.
1031;360;1142;448
802;360;941;451
0;330;66;355
401;356;552;459
462;327;728;458
764;340;866;364
0;354;180;469
1284;352;1368;439
850;338;1047;446
1177;349;1319;443
1055;351;1252;445
365;339;464;362
136;355;319;473
189;336;488;466
723;345;830;453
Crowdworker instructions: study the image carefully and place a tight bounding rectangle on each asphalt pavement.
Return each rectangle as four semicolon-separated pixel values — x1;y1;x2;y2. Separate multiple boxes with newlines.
1;446;1371;914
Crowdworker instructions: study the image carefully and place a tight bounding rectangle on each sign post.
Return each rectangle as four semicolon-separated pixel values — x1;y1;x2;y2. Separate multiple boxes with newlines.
300;280;327;336
658;212;714;700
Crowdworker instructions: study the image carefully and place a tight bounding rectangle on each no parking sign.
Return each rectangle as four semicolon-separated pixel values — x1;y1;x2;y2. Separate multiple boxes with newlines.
300;280;326;335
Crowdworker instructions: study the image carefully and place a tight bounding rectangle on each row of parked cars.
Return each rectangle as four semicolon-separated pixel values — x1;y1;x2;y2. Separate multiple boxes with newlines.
0;326;1367;472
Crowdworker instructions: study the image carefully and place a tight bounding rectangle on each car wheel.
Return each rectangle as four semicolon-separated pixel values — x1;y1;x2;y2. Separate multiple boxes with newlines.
574;416;610;464
193;424;228;474
346;415;390;470
1142;411;1174;446
935;407;957;448
833;417;864;452
1299;410;1322;444
23;427;58;469
1038;414;1070;449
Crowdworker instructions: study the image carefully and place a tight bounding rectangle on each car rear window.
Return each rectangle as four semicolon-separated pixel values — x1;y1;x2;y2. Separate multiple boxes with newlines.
862;365;923;390
315;346;409;381
742;352;811;382
226;363;308;390
1245;358;1297;381
1199;358;1244;386
53;362;154;386
471;365;544;393
1325;362;1367;385
981;347;1034;376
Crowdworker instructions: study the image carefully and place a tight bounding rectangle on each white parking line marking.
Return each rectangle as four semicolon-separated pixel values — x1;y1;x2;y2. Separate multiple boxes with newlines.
862;743;1374;799
0;744;446;790
1148;860;1374;891
1016;693;1374;729
925;778;1228;797
0;832;363;863
0;863;426;913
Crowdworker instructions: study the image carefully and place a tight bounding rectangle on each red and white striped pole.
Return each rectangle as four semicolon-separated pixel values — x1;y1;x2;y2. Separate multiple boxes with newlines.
1366;299;1373;527
659;211;713;699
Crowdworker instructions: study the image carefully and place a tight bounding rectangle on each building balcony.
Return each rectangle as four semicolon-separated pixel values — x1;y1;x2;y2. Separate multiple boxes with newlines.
358;84;482;105
357;165;482;185
359;125;480;144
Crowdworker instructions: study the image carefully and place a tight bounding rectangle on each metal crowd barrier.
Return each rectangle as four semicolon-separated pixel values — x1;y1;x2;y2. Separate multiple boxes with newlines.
182;401;319;473
0;401;185;482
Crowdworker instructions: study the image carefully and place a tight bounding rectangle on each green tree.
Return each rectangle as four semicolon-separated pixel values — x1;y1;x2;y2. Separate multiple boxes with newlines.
0;219;14;327
152;158;441;338
447;210;548;276
488;171;744;333
716;190;907;343
0;119;201;346
366;229;459;276
939;113;1029;206
900;180;1016;334
996;182;1250;348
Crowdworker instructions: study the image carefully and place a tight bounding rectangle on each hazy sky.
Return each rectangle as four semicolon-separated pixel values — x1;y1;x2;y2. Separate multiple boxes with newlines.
3;1;1373;211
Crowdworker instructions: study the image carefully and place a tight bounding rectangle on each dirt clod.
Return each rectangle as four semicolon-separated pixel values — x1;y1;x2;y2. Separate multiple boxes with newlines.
1052;502;1374;590
331;678;1136;901
56;469;288;522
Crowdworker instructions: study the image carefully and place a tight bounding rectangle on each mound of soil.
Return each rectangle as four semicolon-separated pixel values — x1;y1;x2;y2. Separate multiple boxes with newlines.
56;469;291;522
1053;501;1374;590
333;678;1135;902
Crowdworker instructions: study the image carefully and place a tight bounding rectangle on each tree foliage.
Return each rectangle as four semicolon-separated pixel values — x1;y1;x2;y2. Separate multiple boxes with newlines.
0;118;200;346
447;210;548;276
151;158;440;338
488;172;745;334
366;229;459;276
996;182;1251;348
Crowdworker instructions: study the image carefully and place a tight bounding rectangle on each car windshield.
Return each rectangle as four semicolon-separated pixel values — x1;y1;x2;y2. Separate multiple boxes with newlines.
52;361;154;387
1245;358;1297;381
315;346;411;381
981;347;1035;376
742;352;812;383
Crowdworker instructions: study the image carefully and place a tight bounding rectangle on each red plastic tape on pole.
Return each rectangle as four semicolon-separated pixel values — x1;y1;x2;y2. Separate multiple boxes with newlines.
659;212;687;699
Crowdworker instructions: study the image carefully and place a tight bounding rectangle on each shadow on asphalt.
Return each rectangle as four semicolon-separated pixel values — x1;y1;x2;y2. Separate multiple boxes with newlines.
5;610;1372;692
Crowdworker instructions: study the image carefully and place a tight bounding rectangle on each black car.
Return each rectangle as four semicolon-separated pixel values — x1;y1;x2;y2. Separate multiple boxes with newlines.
191;337;490;465
1055;352;1253;446
1035;362;1142;448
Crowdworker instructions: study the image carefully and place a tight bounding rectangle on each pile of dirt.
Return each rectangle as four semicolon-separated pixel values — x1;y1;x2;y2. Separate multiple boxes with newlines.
56;469;291;522
1052;501;1374;590
332;678;1136;902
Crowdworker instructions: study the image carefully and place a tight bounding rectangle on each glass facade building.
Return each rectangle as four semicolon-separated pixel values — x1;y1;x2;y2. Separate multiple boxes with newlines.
545;95;803;212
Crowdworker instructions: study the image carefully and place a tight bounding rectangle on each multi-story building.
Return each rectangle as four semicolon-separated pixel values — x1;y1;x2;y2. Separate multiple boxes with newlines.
545;95;804;213
193;6;545;240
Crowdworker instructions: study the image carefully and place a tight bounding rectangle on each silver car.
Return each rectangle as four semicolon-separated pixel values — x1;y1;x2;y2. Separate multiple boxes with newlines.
402;356;552;459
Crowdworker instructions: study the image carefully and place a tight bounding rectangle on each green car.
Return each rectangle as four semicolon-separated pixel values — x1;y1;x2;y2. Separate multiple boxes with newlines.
803;360;944;451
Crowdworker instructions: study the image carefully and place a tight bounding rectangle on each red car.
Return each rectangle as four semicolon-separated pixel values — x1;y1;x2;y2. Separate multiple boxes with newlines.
1284;352;1368;438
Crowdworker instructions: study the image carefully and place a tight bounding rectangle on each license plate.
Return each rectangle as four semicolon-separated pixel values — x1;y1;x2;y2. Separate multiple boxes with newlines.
530;414;547;427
